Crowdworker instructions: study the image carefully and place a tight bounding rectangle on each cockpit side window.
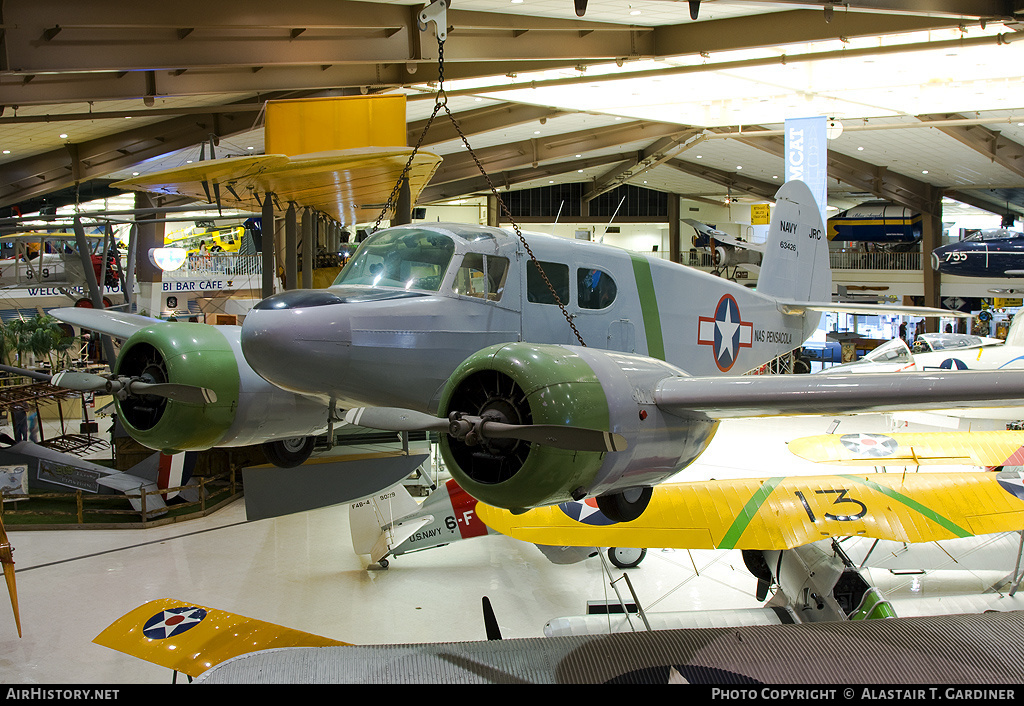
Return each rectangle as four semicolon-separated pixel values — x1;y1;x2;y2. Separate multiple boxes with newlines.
332;230;454;291
452;253;510;301
577;267;616;310
527;260;569;305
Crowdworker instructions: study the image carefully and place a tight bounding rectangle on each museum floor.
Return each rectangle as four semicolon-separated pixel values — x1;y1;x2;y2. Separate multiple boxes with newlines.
0;414;1018;684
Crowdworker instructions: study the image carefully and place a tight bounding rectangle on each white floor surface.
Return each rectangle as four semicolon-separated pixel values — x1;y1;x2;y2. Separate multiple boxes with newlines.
0;413;1020;684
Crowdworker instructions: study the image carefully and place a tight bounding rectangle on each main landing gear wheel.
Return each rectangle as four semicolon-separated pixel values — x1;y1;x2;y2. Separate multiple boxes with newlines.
608;547;647;568
262;436;315;468
596;486;653;523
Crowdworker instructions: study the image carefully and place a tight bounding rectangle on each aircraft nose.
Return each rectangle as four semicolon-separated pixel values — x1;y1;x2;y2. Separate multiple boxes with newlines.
240;291;352;395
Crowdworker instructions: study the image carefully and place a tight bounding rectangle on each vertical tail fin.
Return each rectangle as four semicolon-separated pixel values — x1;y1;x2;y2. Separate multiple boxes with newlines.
756;179;832;304
1005;313;1024;349
349;482;422;557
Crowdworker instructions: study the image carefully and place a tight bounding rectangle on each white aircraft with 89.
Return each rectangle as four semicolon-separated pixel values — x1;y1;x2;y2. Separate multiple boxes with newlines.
39;180;1024;523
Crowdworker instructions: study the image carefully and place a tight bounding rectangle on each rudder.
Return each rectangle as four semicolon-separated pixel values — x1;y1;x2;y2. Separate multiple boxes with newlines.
755;179;832;304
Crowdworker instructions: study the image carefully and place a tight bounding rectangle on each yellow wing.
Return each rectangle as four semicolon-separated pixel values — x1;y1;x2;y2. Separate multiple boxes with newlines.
788;430;1024;467
475;471;1024;551
94;598;347;678
112;147;442;228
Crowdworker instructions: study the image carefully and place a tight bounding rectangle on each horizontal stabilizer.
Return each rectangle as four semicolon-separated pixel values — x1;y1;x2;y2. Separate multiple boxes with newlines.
779;300;970;319
476;470;1024;550
243;453;428;521
370;516;433;563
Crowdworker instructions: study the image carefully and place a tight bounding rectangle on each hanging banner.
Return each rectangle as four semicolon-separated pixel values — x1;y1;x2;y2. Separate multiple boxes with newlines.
784;116;828;229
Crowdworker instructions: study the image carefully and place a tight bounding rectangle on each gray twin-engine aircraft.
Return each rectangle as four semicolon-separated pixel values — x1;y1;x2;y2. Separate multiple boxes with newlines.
42;180;1024;523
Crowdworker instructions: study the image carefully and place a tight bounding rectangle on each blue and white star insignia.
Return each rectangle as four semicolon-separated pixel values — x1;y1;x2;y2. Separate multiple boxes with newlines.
142;606;207;640
558;498;618;526
697;294;753;372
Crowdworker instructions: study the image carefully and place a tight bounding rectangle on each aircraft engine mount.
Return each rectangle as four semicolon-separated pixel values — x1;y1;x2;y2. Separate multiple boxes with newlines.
436;342;718;521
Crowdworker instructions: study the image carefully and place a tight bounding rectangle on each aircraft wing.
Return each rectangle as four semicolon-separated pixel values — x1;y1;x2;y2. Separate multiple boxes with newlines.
48;307;161;339
654;369;1024;420
112;147;442;227
787;430;1024;467
475;471;1024;551
93;598;347;679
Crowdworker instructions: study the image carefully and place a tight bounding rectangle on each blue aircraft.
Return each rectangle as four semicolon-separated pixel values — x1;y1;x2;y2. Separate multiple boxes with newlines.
932;228;1024;278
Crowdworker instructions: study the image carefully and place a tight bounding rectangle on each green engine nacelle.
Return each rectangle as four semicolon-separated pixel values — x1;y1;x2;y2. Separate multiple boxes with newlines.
114;322;241;454
437;342;611;513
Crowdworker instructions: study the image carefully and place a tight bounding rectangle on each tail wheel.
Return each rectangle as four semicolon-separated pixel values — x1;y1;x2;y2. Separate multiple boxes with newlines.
596;486;652;523
263;436;314;468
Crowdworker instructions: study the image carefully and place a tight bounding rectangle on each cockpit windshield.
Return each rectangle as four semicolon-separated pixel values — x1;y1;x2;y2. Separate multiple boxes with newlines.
962;228;1022;242
912;333;983;352
860;338;912;364
332;229;455;291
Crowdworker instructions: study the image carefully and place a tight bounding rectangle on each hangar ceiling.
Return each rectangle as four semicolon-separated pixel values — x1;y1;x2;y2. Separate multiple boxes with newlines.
2;0;1024;225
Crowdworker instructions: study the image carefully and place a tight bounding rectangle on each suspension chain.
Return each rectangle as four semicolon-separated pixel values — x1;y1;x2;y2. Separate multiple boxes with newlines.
373;37;585;347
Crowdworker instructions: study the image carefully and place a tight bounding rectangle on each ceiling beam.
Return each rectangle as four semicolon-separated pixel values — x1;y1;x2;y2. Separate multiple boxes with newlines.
945;188;1024;219
0;99;278;208
918;112;1024;182
429;120;693;186
0;60;585;108
419;152;634;203
666;157;781;201
649;8;982;58
734;132;944;214
584;130;708;202
410;103;570;148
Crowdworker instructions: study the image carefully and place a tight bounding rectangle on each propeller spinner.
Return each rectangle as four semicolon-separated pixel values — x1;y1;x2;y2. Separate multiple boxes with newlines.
344;406;626;453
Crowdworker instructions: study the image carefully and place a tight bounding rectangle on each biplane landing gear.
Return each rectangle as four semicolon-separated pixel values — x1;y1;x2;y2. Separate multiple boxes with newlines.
607;547;647;569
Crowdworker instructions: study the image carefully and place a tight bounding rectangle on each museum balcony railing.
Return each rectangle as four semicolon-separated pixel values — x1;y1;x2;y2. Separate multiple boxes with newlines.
829;251;921;271
162;254;264;279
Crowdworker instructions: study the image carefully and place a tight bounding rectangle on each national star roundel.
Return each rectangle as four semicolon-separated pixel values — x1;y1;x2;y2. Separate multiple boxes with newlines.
697;294;753;372
839;433;899;458
558;497;617;526
142;606;207;640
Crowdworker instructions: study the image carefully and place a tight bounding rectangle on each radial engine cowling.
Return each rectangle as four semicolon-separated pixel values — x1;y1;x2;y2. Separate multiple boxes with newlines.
437;343;719;513
114;322;328;454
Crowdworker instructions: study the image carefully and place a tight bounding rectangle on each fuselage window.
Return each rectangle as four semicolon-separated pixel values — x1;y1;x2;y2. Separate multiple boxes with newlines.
577;267;616;309
527;260;569;305
452;253;510;301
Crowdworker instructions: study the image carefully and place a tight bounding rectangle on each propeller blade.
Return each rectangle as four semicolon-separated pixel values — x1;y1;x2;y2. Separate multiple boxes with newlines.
344;407;450;433
126;381;218;405
0;516;21;638
345;407;627;452
482;421;627;453
482;596;502;641
0;364;52;383
49;370;111;392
